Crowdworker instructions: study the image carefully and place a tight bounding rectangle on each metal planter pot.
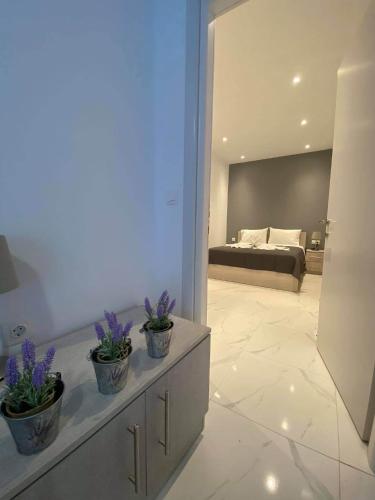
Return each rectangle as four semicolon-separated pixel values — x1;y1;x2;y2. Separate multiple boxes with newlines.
91;344;132;395
144;322;173;358
0;378;64;455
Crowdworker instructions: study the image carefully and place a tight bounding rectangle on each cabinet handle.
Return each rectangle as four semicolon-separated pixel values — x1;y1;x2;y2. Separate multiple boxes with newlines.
158;391;170;456
127;424;141;493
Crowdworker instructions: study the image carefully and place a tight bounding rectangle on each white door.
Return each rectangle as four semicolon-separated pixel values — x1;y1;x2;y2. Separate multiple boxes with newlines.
317;0;375;440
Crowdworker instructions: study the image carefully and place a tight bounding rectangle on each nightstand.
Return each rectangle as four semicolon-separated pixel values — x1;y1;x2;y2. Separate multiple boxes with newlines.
306;249;324;275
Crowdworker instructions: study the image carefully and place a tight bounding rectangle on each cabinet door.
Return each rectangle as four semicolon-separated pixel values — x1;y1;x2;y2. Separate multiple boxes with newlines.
15;394;147;500
146;336;210;497
170;336;210;461
145;366;173;496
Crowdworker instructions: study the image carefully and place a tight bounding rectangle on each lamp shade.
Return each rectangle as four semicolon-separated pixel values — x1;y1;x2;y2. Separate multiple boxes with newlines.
0;235;19;294
311;231;321;240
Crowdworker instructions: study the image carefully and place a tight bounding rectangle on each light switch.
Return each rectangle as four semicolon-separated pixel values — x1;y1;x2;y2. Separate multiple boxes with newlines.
166;191;178;207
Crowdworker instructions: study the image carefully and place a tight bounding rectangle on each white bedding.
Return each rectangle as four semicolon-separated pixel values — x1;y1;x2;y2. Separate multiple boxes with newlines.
225;242;305;253
239;228;268;245
269;227;301;247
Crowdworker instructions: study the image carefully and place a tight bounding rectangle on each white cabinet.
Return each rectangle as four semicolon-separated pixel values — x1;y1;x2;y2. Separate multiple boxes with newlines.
14;337;210;500
15;394;147;500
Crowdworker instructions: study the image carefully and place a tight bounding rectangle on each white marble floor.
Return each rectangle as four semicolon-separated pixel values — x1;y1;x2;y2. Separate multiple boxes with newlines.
158;276;375;499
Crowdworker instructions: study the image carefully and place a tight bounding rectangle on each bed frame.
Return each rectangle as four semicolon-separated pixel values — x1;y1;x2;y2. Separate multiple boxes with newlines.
208;232;306;293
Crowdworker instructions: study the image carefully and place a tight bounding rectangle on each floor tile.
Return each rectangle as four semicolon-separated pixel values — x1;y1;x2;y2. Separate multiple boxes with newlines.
243;323;331;381
207;302;263;347
158;402;339;500
160;275;373;498
336;394;373;475
212;351;339;459
209;335;243;395
340;463;375;500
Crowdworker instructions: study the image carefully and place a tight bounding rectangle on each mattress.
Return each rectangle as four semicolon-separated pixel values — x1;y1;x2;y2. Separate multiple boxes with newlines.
208;245;305;279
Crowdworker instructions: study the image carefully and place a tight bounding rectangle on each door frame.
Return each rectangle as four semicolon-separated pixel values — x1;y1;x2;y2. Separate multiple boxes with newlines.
182;0;248;323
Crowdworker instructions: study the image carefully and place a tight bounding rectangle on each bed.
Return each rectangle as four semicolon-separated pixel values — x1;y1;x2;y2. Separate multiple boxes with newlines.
208;231;306;292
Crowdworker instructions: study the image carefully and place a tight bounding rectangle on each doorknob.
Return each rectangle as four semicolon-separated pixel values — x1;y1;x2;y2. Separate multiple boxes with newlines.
321;219;336;236
320;218;336;225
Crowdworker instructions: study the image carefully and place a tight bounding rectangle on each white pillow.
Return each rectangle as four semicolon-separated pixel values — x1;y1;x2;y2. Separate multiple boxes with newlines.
268;227;301;246
239;228;268;245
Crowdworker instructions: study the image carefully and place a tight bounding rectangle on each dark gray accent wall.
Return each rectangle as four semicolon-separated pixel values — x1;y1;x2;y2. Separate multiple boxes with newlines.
227;150;332;248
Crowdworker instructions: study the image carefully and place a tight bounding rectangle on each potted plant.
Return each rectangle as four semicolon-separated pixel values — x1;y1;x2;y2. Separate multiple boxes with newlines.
90;311;133;395
142;290;176;358
0;339;63;455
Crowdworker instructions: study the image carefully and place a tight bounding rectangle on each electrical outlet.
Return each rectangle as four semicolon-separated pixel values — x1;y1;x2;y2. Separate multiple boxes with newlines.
8;324;27;345
232;237;236;242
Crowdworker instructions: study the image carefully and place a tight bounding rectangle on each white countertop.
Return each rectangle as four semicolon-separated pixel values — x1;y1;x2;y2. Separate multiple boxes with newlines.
0;307;210;500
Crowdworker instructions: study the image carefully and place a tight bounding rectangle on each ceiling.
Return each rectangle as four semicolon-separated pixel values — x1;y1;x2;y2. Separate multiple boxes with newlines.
212;0;370;164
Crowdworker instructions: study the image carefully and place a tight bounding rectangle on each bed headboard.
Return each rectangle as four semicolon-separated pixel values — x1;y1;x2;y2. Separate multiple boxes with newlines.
237;229;307;249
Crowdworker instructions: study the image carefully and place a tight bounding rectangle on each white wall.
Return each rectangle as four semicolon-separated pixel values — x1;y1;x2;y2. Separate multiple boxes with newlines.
151;0;187;312
0;0;205;353
0;0;168;351
209;153;229;247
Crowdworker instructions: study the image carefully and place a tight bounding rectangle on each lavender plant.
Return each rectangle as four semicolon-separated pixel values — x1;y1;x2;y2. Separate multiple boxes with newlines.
144;290;176;332
3;339;57;413
94;311;133;362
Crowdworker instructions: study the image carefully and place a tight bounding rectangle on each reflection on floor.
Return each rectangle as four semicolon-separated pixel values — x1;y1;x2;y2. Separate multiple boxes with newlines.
158;275;375;499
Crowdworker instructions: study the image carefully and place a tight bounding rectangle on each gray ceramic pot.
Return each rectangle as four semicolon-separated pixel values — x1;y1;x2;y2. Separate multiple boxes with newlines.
0;378;64;455
144;322;173;358
91;343;132;395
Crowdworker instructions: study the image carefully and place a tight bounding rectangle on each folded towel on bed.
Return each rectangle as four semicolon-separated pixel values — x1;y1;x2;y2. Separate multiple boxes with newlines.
225;243;254;249
255;243;290;251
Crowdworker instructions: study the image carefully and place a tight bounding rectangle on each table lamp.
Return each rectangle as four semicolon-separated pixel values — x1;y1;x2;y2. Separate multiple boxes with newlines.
0;235;19;380
0;235;19;294
311;231;321;250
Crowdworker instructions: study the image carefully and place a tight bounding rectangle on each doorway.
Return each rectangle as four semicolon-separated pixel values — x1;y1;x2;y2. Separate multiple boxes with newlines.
173;0;375;498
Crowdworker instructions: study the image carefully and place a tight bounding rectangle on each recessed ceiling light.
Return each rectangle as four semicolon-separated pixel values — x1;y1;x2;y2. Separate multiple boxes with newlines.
240;155;245;160
222;137;228;143
305;144;311;150
292;75;301;86
300;119;308;126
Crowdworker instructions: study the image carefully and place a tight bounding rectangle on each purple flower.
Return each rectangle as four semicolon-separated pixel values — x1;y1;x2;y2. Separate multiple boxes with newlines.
167;299;176;315
5;356;19;386
157;302;165;320
104;311;118;332
159;290;169;305
43;346;56;372
122;321;133;337
112;322;123;343
22;338;35;371
95;322;106;342
32;362;46;390
163;294;170;311
144;297;153;316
